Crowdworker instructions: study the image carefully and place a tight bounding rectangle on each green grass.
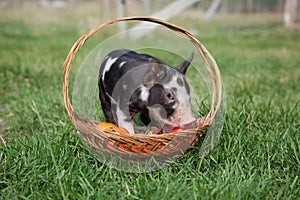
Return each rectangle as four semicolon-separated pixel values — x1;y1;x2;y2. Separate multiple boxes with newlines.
1;5;300;199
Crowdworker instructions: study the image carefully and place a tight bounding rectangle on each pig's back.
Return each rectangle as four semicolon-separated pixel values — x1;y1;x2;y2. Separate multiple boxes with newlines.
99;49;166;94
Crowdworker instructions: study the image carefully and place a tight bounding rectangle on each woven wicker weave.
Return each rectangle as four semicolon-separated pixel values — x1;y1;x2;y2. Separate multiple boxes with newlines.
63;16;222;161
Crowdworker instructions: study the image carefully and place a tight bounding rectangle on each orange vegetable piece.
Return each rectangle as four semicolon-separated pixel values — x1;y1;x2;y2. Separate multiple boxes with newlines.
97;122;129;134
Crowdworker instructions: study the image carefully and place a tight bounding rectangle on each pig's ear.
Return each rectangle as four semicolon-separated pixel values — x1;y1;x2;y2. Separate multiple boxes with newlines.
143;61;165;88
175;52;194;75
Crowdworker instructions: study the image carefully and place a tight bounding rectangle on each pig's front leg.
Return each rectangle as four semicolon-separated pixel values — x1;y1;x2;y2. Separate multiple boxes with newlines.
115;106;135;134
117;119;135;134
139;110;151;125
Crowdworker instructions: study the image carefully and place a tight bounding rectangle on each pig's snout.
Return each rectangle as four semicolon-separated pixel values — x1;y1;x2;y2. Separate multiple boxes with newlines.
161;109;196;133
180;110;196;128
180;120;197;129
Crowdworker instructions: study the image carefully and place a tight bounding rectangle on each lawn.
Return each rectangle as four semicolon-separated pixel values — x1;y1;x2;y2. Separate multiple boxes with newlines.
0;3;299;199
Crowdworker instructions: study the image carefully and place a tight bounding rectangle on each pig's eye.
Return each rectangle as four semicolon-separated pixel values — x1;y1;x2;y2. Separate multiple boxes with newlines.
165;92;174;100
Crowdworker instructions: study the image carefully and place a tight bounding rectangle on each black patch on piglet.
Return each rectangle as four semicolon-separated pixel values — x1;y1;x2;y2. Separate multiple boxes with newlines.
148;84;176;118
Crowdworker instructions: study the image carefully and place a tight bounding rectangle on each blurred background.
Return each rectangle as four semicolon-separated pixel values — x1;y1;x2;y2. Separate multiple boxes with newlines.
0;0;299;29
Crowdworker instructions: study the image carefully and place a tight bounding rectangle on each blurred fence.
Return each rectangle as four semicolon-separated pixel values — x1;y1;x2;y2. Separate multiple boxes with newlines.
0;0;285;13
202;0;285;13
2;0;299;27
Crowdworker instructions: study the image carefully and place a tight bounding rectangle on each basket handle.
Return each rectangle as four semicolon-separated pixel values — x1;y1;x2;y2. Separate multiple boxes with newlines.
63;16;222;124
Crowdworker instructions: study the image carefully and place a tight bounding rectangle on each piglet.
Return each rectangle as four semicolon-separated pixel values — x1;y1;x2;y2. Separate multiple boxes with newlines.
98;49;196;134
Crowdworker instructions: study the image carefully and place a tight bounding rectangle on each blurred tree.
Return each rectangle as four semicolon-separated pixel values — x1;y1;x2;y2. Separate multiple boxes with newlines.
205;0;221;21
143;0;151;15
116;0;127;33
103;0;110;10
284;0;300;27
246;0;253;13
12;0;23;8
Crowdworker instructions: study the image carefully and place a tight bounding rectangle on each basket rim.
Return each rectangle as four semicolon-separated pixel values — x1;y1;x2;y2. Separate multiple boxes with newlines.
63;16;223;137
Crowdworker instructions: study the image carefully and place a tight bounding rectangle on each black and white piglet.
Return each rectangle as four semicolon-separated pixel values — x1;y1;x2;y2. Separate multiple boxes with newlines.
98;49;196;134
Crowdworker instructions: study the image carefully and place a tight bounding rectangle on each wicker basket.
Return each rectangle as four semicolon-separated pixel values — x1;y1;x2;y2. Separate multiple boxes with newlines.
63;16;222;164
